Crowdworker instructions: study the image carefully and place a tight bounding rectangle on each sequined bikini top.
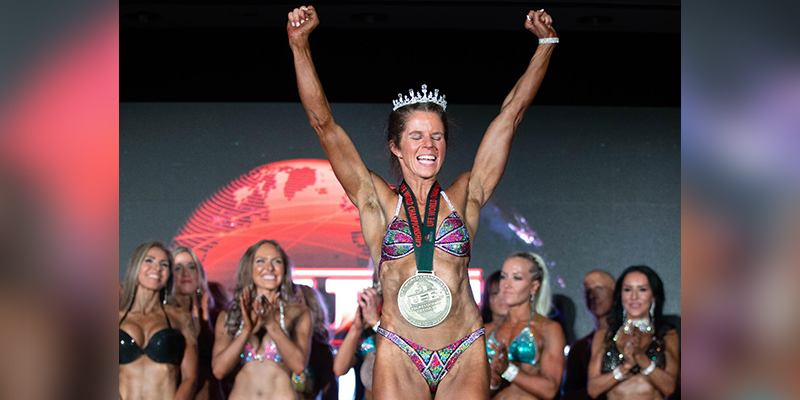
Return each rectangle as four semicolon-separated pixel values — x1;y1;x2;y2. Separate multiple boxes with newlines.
486;311;538;365
601;331;666;374
380;190;470;266
240;299;288;364
119;304;185;365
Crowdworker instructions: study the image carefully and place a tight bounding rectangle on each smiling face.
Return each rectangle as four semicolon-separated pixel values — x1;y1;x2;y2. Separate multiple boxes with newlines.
137;246;170;291
251;242;285;291
389;111;446;180
172;251;199;295
621;271;654;319
500;256;541;308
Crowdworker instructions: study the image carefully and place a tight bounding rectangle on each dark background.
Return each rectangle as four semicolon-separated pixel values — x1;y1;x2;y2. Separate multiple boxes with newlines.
122;0;679;106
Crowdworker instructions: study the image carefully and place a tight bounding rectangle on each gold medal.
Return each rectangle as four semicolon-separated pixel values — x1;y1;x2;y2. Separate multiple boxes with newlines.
397;273;452;328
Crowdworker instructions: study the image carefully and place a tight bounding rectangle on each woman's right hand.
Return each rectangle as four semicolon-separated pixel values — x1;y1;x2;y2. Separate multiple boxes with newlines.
620;335;640;375
239;287;261;334
488;339;510;376
358;288;381;328
287;5;319;42
524;9;557;39
351;305;364;331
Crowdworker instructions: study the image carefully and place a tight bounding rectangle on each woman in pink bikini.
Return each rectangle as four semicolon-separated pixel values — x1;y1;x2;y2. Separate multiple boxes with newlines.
287;5;557;398
211;240;312;400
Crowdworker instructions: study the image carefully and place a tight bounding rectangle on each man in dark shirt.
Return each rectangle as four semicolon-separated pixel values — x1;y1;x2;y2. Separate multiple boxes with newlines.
562;270;615;400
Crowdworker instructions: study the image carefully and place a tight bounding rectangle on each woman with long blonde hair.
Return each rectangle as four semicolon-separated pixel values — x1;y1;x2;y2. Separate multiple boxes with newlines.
119;241;198;400
485;252;566;399
211;239;311;400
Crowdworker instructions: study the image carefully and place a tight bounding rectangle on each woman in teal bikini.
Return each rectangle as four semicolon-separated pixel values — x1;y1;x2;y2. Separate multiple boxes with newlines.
486;252;566;399
288;5;557;398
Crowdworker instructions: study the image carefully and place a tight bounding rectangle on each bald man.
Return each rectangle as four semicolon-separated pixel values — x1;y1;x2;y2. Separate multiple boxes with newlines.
562;270;615;400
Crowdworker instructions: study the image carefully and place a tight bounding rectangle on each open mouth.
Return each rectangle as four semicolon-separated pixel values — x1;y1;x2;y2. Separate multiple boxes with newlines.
261;274;277;281
417;155;436;166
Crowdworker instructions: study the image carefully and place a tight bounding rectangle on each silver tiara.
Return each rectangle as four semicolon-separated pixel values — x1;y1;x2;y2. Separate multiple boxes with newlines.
392;84;447;111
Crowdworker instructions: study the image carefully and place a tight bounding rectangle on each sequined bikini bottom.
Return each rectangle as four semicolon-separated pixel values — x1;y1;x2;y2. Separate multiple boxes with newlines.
376;326;485;393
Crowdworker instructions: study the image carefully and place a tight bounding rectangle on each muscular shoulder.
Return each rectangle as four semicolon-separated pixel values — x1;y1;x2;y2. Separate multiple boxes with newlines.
367;171;399;212
539;317;565;342
534;313;559;329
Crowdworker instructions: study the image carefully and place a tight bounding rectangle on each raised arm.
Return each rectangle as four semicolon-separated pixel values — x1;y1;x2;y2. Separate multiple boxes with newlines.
465;9;557;209
333;306;364;376
287;6;377;208
333;288;381;376
287;6;391;263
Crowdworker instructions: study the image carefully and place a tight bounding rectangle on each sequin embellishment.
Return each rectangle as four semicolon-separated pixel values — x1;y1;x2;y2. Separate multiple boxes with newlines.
376;326;485;393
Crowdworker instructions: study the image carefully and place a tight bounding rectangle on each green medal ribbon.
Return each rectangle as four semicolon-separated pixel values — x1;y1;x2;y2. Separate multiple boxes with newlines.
398;180;441;274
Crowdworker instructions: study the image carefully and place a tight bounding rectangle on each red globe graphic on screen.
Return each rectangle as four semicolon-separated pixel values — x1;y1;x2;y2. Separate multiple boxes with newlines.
172;159;371;289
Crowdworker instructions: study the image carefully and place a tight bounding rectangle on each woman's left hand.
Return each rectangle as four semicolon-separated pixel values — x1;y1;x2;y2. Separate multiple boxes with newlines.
622;334;642;367
258;293;282;332
524;9;557;38
199;290;210;322
630;330;653;366
488;339;510;376
192;289;211;323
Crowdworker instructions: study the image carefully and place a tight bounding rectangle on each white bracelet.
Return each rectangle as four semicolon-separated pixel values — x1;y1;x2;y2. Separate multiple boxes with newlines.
641;361;656;375
371;320;381;331
613;366;626;381
539;37;559;44
501;363;519;382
